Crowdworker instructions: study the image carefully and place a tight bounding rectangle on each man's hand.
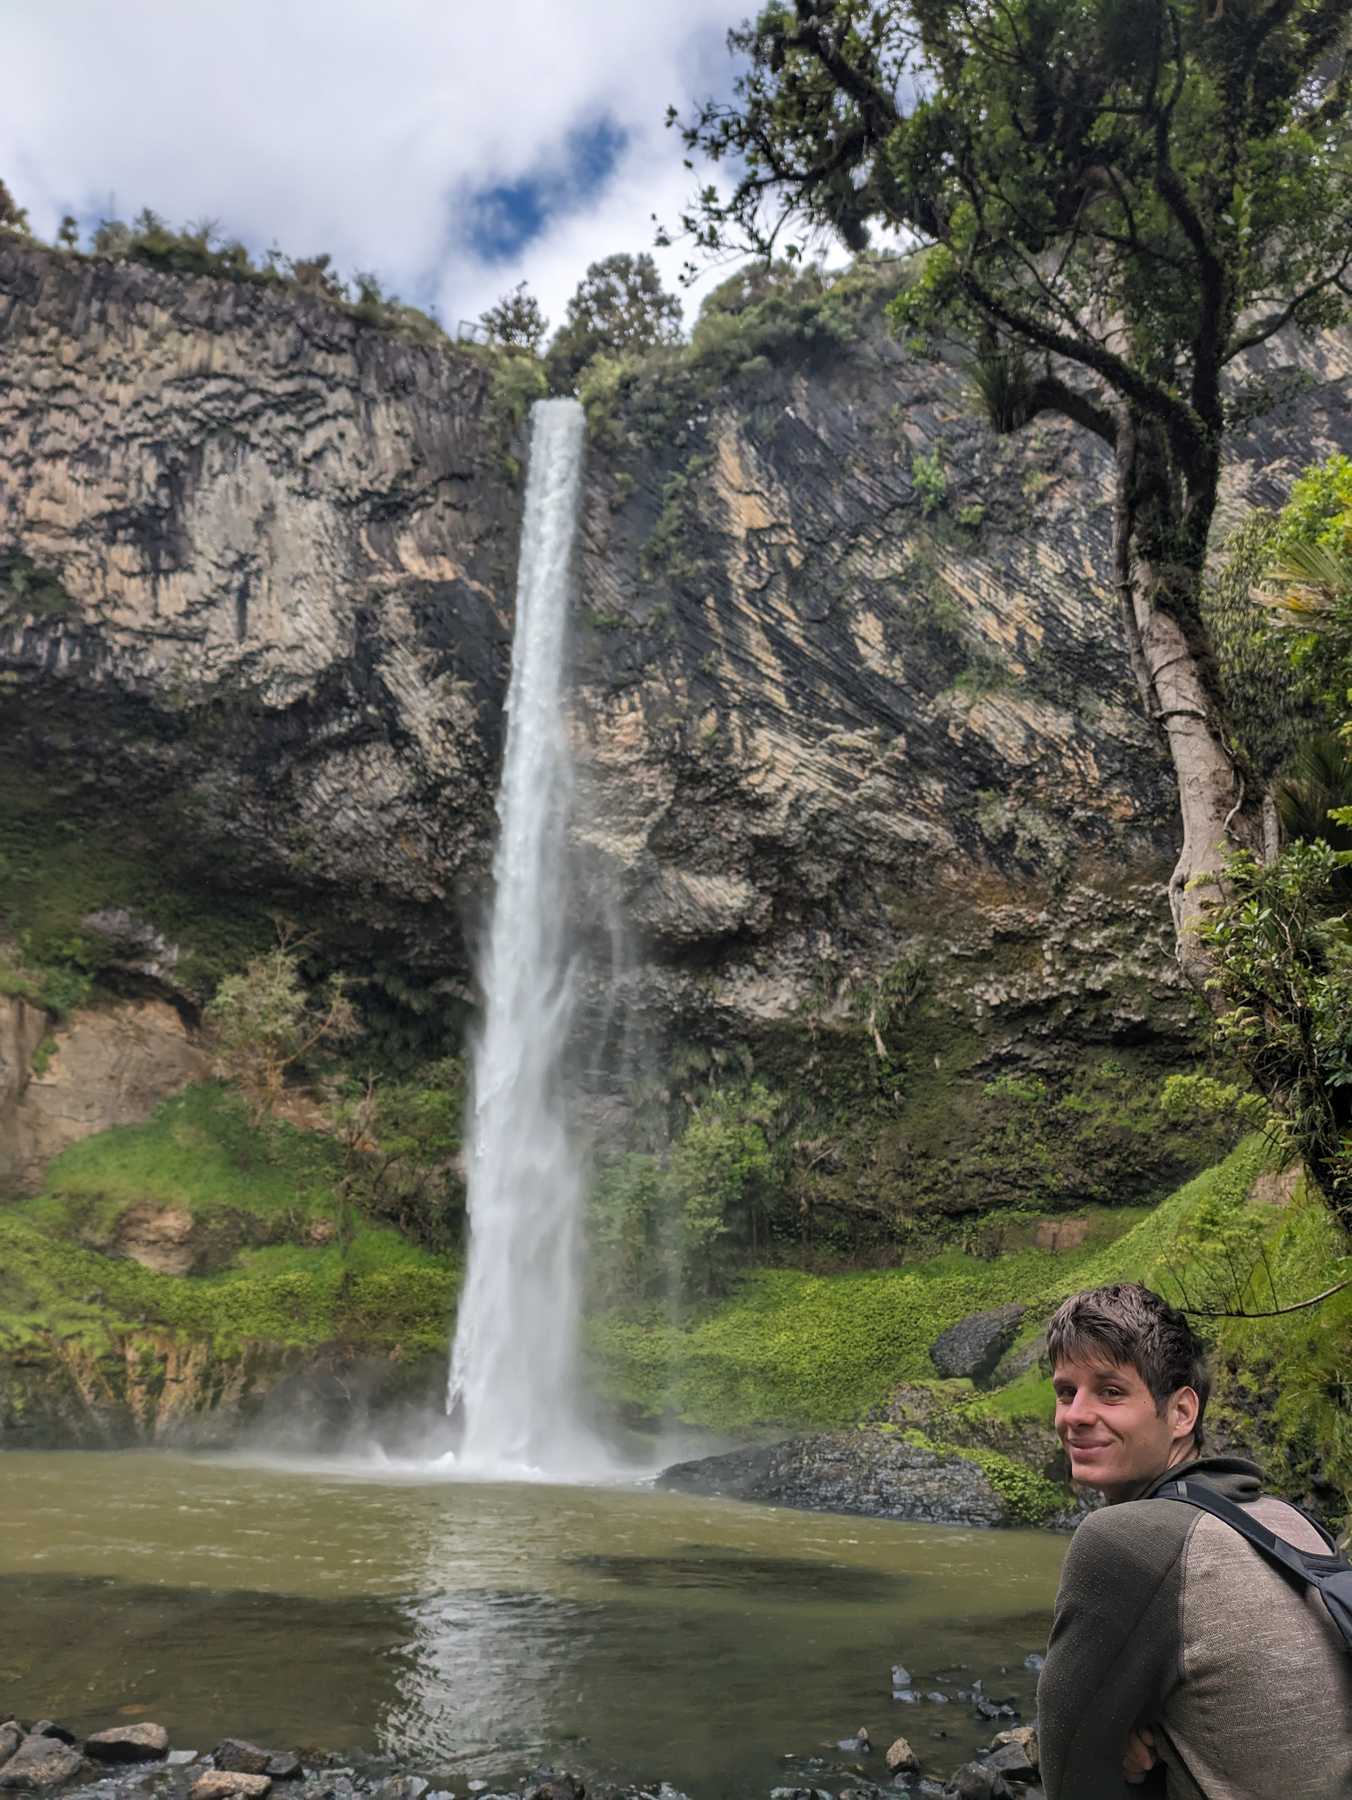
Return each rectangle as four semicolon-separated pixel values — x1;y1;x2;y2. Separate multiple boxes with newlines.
1123;1727;1157;1785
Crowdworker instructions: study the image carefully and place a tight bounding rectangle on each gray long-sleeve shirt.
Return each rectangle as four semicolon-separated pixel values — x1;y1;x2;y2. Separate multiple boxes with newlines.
1037;1454;1352;1799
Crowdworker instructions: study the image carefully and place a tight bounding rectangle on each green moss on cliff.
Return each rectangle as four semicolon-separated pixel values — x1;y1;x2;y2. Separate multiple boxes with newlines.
0;1085;457;1362
0;779;273;1002
30;1082;340;1233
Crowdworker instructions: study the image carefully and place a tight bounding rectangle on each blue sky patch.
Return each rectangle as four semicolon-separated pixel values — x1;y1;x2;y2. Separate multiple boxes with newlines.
467;115;628;263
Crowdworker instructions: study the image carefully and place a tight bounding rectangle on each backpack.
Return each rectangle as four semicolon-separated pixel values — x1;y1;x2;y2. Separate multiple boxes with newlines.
1154;1475;1352;1651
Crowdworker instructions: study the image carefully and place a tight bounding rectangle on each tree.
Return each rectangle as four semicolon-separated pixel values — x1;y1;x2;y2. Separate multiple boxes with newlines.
0;179;30;236
546;252;683;390
480;280;549;353
204;933;359;1127
667;0;1352;984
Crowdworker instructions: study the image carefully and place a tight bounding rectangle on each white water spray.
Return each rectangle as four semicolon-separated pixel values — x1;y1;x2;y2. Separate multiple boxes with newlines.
447;398;599;1477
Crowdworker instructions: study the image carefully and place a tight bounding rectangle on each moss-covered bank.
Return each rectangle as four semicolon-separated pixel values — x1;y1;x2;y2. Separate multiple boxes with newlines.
3;1095;1345;1528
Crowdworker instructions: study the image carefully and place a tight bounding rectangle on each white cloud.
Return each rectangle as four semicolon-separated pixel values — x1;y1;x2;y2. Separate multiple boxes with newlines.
2;0;751;330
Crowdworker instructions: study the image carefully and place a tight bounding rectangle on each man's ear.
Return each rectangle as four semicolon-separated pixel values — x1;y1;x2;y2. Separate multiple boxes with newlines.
1169;1385;1200;1445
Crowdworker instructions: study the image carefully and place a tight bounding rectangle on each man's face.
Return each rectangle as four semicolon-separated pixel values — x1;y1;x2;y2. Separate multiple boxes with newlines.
1052;1355;1191;1500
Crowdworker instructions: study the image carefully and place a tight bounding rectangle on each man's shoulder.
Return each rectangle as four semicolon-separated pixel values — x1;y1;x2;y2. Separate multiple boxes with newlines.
1064;1493;1200;1575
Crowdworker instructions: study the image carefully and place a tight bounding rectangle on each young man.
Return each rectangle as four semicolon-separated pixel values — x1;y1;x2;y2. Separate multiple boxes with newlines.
1037;1282;1351;1799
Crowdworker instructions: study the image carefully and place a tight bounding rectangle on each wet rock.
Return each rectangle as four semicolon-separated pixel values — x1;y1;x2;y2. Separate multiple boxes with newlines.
373;1779;426;1800
168;1754;201;1768
890;1668;912;1693
929;1308;1026;1386
884;1739;918;1775
522;1775;584;1800
990;1728;1038;1773
213;1745;272;1777
265;1758;303;1784
191;1777;273;1800
658;1435;1009;1526
26;1732;76;1750
0;1737;86;1791
892;1691;919;1705
946;1765;1014;1800
0;1730;19;1773
84;1726;169;1764
836;1730;870;1755
924;1694;948;1706
1021;1654;1044;1674
974;1701;1017;1722
984;1743;1035;1780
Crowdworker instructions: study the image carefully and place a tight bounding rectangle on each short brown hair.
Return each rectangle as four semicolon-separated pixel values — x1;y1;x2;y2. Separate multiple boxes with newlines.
1046;1283;1211;1449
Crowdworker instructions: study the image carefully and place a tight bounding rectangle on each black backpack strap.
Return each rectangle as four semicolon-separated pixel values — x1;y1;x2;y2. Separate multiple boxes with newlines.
1155;1477;1352;1650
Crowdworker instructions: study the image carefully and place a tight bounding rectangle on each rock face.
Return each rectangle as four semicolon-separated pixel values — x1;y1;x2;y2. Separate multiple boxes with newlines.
2;242;1351;1188
929;1305;1027;1384
656;1431;1009;1525
0;1332;444;1449
4;998;210;1191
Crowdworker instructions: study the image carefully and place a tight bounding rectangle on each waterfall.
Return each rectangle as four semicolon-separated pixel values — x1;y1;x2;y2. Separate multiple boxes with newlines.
446;397;597;1476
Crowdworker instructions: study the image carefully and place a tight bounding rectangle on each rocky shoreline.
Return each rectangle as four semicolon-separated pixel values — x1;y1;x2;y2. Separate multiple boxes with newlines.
0;1692;1047;1800
656;1431;1080;1532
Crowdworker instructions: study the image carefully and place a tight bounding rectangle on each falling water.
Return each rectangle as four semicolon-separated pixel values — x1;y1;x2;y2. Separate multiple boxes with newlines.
447;397;598;1476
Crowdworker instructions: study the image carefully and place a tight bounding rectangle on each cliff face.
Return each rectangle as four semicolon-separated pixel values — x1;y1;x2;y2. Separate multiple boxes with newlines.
2;242;1351;1108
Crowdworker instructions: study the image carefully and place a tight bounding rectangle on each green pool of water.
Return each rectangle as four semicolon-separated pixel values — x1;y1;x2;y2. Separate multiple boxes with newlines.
0;1451;1066;1796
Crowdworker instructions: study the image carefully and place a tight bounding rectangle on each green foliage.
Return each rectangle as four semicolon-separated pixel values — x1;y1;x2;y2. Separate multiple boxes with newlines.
203;938;359;1126
910;448;947;517
0;952;92;1021
546;253;682;393
640;452;714;589
0;178;31;235
966;350;1038;434
1159;1073;1265;1132
588;1083;781;1304
479;281;549;353
55;207;448;346
1205;512;1316;782
0;1082;457;1359
333;1059;465;1254
33;1081;342;1233
1202;841;1352;1226
0;554;75;622
0;780;275;1004
1261;453;1352;718
489;351;549;435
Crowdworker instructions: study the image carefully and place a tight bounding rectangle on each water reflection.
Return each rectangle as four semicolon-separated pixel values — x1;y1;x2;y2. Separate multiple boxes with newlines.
0;1453;1066;1795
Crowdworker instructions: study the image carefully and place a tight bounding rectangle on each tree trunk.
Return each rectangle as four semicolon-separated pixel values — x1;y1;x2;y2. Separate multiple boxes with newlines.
1113;413;1255;992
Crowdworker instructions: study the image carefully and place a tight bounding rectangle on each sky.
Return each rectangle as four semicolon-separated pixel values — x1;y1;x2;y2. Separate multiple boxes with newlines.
1;0;755;339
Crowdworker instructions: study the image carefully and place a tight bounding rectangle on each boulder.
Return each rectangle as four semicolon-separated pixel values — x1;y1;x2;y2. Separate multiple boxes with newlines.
85;1724;169;1763
884;1737;918;1774
0;1731;19;1774
657;1433;1009;1526
24;1730;74;1749
929;1307;1027;1385
991;1727;1038;1773
191;1775;272;1800
266;1755;304;1782
947;1765;1014;1800
214;1742;273;1776
0;1737;85;1791
985;1743;1036;1779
